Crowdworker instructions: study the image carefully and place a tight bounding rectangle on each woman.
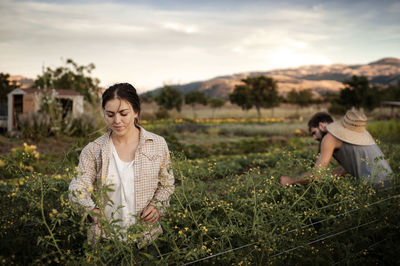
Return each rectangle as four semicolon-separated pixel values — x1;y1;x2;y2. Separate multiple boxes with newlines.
69;83;174;248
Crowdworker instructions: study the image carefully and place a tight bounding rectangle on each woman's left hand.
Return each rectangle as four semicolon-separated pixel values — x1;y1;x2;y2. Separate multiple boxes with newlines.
141;205;160;224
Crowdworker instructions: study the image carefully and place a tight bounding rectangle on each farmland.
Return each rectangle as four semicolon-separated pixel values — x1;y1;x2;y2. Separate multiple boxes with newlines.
0;105;399;265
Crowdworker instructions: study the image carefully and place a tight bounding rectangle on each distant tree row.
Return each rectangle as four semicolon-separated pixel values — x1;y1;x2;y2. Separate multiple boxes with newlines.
328;75;400;114
142;86;226;119
2;58;400;119
148;74;400;118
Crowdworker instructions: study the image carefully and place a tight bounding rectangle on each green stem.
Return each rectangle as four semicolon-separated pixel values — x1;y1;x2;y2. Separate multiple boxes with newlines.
40;176;63;256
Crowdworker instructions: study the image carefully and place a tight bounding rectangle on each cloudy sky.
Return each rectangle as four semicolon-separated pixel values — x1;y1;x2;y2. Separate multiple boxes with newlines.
1;0;400;93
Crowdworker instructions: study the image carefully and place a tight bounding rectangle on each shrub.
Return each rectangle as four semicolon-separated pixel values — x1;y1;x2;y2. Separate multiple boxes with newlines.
328;103;347;115
62;113;100;137
18;112;51;140
155;108;170;119
367;119;400;143
0;143;40;179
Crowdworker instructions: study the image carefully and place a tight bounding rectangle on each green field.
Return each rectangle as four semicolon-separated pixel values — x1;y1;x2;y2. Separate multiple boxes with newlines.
0;109;399;265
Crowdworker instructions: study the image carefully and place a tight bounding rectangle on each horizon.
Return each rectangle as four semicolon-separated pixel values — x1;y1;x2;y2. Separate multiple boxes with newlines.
1;0;400;93
9;56;399;91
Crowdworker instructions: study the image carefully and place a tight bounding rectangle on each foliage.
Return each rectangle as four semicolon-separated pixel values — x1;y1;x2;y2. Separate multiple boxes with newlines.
367;119;400;143
380;84;400;101
155;85;183;112
140;91;154;103
34;59;101;103
18;112;51;140
1;119;399;264
208;98;225;118
0;143;40;179
184;91;208;106
0;72;19;104
62;113;101;137
336;75;380;112
328;102;347;115
184;91;208;118
155;107;170;119
18;109;101;140
230;76;280;118
0;143;399;265
287;89;314;108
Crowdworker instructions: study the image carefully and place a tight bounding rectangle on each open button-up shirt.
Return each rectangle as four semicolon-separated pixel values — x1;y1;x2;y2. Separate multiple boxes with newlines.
69;127;175;247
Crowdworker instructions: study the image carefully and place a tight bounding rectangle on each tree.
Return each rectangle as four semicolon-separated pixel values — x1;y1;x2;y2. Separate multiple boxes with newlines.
286;89;298;105
0;73;19;104
208;98;225;118
229;76;280;118
184;91;208;118
34;59;101;103
155;85;183;112
381;83;400;101
141;91;154;103
286;89;314;108
337;75;380;112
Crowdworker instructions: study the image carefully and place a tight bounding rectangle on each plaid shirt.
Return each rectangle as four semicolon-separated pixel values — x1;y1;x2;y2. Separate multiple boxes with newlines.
68;127;175;246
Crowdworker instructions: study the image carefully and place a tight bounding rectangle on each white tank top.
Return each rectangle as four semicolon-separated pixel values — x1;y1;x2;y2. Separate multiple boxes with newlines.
104;139;136;231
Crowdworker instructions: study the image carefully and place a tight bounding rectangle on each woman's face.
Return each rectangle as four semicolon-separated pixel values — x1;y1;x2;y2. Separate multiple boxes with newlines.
104;98;138;136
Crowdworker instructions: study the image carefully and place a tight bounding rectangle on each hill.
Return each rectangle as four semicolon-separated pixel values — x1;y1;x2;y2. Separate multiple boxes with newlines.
150;57;400;99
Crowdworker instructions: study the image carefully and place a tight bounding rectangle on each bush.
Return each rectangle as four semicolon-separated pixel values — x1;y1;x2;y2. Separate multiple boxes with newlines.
62;113;100;137
0;143;40;179
367;119;400;143
18;112;51;140
155;108;170;119
328;103;347;115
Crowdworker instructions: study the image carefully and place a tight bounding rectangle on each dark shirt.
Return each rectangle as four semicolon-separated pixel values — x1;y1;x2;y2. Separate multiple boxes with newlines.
333;142;393;184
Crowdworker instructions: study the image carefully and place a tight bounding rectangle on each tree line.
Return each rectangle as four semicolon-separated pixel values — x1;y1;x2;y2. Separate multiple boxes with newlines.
1;59;400;119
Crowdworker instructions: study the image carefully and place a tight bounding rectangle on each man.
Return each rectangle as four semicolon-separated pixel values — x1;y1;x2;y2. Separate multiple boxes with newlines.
280;109;393;186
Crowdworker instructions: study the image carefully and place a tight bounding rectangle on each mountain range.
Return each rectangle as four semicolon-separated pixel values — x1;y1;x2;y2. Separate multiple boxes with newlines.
152;57;400;99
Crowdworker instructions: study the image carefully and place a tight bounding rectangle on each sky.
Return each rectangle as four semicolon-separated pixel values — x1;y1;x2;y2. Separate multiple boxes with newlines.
1;0;400;93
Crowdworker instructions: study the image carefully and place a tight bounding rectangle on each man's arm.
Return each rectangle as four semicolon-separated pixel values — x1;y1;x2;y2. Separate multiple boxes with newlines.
280;133;342;186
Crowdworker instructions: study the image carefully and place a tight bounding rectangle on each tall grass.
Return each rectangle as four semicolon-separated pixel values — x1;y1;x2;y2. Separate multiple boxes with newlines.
367;119;400;143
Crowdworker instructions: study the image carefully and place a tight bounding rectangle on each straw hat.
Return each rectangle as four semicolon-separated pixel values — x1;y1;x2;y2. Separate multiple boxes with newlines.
326;109;375;145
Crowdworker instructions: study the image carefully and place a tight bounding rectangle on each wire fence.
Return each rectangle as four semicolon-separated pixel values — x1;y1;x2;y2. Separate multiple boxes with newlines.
178;193;399;265
182;219;380;265
18;185;399;264
155;186;398;260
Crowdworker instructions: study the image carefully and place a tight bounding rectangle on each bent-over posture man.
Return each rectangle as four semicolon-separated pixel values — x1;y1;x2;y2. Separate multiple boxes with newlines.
280;109;392;186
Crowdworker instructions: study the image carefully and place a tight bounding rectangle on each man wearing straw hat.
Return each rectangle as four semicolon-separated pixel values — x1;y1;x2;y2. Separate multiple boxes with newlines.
280;109;393;186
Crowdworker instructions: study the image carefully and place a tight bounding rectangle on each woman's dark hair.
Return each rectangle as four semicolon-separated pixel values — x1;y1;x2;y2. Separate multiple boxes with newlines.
102;83;141;127
307;112;333;132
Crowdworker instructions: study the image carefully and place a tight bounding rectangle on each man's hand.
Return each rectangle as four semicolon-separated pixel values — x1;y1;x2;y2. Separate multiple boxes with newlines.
280;176;294;186
141;205;160;224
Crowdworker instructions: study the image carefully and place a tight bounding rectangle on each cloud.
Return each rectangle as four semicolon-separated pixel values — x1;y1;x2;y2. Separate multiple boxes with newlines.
0;0;399;90
161;22;198;34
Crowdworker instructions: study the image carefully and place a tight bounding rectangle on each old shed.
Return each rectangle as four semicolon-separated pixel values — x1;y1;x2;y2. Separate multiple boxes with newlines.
7;88;84;132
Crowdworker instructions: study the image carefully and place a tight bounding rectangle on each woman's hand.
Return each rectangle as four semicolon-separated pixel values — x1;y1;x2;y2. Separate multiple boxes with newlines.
141;205;160;224
90;208;105;225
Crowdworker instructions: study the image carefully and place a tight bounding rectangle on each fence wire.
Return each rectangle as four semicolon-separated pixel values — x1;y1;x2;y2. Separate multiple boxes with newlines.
179;193;399;265
182;219;379;265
